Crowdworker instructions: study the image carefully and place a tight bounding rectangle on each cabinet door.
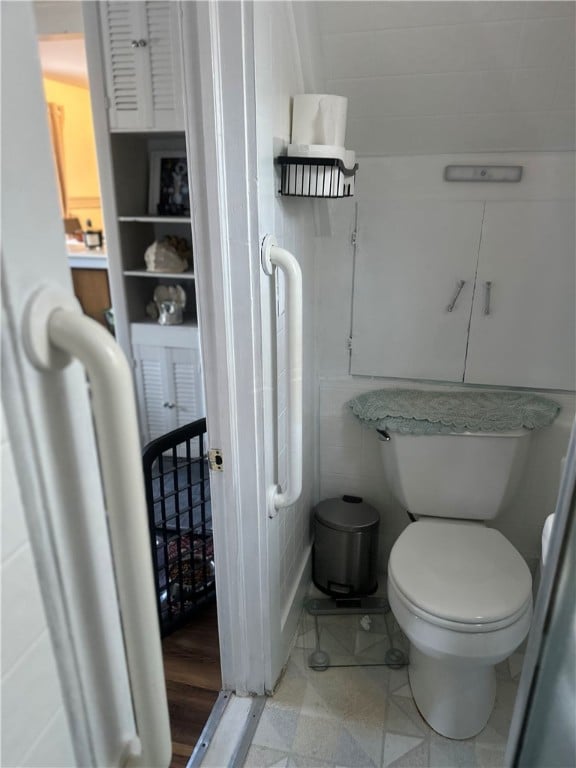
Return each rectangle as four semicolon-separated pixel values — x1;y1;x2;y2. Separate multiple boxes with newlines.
133;343;171;443
465;201;575;390
166;346;205;430
143;1;184;131
351;201;484;381
99;1;150;130
71;269;111;327
100;1;183;131
133;341;205;445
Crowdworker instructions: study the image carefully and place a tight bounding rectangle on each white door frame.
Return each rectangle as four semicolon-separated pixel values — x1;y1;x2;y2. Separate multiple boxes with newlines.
178;0;272;695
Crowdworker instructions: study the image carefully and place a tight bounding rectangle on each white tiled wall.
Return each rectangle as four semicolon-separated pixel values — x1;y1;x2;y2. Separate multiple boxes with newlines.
1;406;75;767
314;1;575;155
316;152;575;564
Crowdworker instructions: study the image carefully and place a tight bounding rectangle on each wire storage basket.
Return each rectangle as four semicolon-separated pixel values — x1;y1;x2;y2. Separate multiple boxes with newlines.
143;418;214;637
277;156;358;198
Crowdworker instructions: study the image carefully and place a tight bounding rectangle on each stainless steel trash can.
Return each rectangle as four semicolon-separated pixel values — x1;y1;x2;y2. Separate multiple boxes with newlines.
313;495;379;597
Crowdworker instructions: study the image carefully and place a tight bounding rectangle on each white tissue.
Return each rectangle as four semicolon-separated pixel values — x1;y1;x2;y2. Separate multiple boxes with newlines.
291;94;348;147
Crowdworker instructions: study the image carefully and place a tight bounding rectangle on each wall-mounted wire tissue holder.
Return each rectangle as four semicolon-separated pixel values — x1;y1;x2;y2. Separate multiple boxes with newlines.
276;156;358;199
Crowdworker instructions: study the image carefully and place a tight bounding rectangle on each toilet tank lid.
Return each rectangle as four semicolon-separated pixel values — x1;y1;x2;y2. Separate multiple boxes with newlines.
389;520;532;625
314;496;380;532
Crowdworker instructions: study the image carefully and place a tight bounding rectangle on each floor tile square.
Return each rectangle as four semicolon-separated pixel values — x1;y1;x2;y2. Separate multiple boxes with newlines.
383;735;424;767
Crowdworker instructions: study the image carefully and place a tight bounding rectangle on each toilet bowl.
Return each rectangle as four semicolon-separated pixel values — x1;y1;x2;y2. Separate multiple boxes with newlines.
378;427;535;739
388;519;532;739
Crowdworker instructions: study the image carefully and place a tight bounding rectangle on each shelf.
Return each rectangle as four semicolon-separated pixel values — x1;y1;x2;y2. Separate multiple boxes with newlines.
118;216;191;224
131;319;200;348
124;270;195;280
131;318;198;328
276;155;357;198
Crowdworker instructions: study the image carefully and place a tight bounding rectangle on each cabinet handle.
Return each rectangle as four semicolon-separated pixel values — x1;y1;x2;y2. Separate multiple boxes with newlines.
163;401;175;409
484;281;493;316
446;280;466;312
130;39;147;48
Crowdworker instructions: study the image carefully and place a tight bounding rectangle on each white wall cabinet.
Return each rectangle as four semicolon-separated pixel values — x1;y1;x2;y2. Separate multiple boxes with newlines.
99;0;183;132
133;327;204;444
351;200;575;390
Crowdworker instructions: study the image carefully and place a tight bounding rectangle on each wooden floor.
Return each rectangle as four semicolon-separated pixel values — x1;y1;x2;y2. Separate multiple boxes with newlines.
162;602;221;768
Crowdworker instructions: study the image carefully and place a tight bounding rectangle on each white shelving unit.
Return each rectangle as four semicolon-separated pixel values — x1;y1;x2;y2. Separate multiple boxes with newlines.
84;1;205;443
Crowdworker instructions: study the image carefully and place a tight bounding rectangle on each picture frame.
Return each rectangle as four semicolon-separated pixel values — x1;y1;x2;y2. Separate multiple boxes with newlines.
148;150;190;216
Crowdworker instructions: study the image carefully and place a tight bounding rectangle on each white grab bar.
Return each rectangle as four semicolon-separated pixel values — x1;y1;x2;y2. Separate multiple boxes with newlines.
261;235;303;515
23;286;172;768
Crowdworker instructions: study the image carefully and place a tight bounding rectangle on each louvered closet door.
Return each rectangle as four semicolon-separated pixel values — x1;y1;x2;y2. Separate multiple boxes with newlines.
144;1;184;130
133;344;171;444
168;346;205;430
99;1;151;130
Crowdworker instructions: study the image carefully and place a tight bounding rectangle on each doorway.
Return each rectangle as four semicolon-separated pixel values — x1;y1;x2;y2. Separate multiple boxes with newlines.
33;5;223;764
3;1;285;764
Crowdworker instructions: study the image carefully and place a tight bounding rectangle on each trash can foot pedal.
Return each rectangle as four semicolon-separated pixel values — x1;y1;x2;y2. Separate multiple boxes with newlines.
306;596;390;615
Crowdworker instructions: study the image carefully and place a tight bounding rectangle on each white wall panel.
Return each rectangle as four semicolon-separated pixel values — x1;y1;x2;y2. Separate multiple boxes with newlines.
318;2;534;33
1;408;75;768
313;1;575;155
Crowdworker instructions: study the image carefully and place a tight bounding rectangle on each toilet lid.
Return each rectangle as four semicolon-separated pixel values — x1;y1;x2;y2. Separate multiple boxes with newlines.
389;521;532;625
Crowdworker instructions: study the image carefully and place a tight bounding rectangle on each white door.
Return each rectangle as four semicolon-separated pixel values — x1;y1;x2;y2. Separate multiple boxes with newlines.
2;3;170;765
351;200;484;381
465;201;576;390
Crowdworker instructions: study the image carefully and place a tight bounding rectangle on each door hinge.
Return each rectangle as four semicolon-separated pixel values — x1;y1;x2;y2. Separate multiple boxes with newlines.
208;449;224;472
347;336;353;351
351;230;357;246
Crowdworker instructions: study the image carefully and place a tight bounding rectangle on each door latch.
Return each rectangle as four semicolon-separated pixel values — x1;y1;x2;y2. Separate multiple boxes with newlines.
208;449;224;472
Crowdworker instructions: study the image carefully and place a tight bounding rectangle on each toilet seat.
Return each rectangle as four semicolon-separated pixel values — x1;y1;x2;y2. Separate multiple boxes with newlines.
389;520;532;628
389;570;531;633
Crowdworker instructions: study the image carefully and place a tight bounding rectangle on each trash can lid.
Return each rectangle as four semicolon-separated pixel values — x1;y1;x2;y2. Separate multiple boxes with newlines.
314;496;380;532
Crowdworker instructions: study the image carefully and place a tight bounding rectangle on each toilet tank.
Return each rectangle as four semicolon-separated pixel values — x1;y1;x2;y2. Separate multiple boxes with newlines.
379;430;532;520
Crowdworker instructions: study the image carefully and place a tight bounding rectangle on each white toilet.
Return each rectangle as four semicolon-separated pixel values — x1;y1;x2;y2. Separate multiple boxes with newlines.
380;429;533;740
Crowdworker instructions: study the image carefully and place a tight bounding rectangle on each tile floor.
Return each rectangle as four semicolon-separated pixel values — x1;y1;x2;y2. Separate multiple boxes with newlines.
243;609;524;768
